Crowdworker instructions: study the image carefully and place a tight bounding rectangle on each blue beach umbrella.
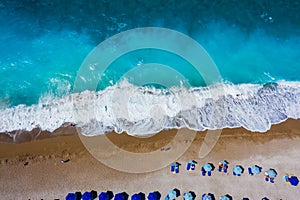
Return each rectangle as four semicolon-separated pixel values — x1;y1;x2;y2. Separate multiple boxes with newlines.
220;160;229;166
251;165;261;174
266;169;277;178
168;190;177;200
233;165;244;175
99;192;109;200
289;176;299;186
220;195;232;200
148;192;161;200
188;160;197;165
132;194;141;200
171;162;181;167
66;193;76;200
148;192;157;200
115;193;126;200
202;194;214;200
183;192;193;200
82;192;93;200
203;163;213;172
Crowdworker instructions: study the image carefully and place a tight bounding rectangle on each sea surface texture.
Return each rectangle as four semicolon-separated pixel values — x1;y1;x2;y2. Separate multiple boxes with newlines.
0;1;300;139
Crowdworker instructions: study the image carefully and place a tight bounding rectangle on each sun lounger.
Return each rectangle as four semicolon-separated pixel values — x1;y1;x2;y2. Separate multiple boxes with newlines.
171;165;175;173
248;167;253;175
187;163;191;171
201;167;206;176
224;166;228;173
191;164;195;171
218;166;222;172
265;177;269;182
208;171;211;176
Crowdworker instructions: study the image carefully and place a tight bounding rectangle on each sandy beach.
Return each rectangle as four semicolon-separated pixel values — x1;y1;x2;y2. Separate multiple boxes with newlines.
0;119;300;199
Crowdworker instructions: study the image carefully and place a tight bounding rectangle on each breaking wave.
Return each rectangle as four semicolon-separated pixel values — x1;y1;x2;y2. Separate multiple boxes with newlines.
0;80;299;136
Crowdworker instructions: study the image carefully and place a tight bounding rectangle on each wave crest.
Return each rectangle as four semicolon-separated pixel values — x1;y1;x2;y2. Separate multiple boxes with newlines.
0;80;299;136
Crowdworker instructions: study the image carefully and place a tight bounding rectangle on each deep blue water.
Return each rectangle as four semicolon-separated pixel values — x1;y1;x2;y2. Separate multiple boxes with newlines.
0;0;300;135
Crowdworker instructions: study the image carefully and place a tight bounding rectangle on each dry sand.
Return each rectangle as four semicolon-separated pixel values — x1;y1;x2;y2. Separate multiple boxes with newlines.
0;119;300;199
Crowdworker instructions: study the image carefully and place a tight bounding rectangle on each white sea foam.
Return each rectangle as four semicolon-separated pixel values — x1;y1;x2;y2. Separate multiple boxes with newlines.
0;80;299;136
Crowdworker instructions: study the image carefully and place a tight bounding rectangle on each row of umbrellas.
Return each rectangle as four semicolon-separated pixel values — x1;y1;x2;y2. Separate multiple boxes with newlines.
67;191;160;200
67;189;270;200
171;160;299;186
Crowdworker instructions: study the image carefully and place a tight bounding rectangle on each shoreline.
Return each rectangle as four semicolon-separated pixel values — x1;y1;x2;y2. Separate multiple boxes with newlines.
0;119;300;199
1;117;299;144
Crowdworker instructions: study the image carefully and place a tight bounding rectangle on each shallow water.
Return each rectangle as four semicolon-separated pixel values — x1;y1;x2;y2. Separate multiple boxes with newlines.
0;0;299;137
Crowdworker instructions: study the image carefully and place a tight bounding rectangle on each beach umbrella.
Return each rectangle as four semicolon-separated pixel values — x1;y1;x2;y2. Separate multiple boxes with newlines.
148;192;161;200
266;169;277;178
66;193;76;200
289;176;299;186
233;165;244;175
187;160;197;170
132;194;141;200
115;193;126;200
203;163;213;172
82;192;93;200
220;195;232;200
188;160;197;165
168;188;180;199
171;162;181;167
220;160;229;166
183;192;193;200
168;190;177;199
148;192;157;200
251;165;261;174
99;192;110;200
202;194;214;200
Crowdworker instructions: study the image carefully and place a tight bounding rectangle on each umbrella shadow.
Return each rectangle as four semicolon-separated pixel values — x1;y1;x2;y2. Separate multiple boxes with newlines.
191;160;197;164
189;191;196;200
225;194;233;200
173;188;180;197
91;190;97;199
208;193;215;200
122;192;129;200
240;166;245;173
154;191;161;200
75;192;82;200
138;192;145;200
107;191;114;200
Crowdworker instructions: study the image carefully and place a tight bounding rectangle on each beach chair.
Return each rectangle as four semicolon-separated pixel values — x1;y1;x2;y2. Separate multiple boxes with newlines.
265;177;269;182
191;164;195;171
171;165;175;173
284;175;289;184
218;166;222;172
223;166;228;173
187;163;191;171
270;178;274;183
248;167;253;176
233;171;236;176
201;167;206;176
208;171;211;176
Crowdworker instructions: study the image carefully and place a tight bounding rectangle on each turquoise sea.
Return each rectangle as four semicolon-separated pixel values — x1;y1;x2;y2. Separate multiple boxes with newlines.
0;1;300;139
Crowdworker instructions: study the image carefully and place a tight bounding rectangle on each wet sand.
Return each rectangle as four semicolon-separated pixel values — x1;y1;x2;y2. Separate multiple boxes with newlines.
0;119;300;199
